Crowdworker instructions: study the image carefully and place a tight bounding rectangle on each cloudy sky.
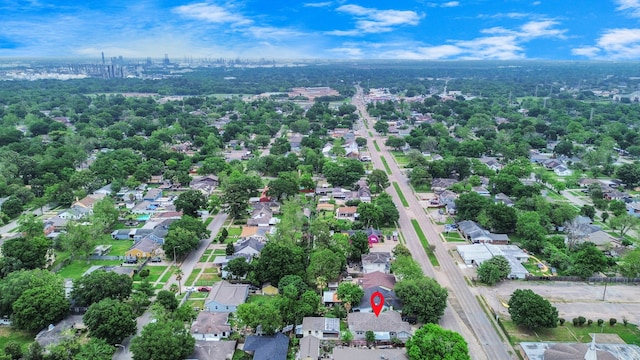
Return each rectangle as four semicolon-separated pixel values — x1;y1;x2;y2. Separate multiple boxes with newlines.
1;0;640;60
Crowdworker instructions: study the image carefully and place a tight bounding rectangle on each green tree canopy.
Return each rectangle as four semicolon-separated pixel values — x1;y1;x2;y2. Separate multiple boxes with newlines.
174;190;207;217
406;323;471;360
83;298;137;345
477;256;511;285
254;241;306;285
11;283;69;332
71;270;133;307
129;320;195;360
395;277;448;324
336;282;364;313
508;289;558;330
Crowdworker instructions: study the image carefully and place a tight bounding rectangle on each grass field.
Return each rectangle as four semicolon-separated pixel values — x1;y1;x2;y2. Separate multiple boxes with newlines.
392;182;409;207
0;328;34;354
373;140;380;151
133;265;167;283
380;156;392;174
56;259;123;280
247;294;281;305
501;320;640;346
410;219;440;267
227;227;242;237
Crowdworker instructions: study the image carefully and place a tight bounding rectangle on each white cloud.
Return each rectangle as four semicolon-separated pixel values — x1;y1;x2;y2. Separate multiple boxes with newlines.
304;2;332;7
172;2;252;26
328;47;363;57
519;20;566;39
573;28;640;59
330;4;422;35
441;1;460;8
616;0;640;17
532;1;541;5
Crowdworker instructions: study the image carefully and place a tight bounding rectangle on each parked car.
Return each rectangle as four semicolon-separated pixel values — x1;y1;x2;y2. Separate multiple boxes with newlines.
198;286;211;292
150;257;162;263
185;286;196;292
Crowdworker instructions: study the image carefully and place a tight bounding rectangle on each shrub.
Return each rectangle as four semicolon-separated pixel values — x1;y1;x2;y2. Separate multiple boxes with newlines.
610;318;617;326
578;316;586;326
623;318;629;326
622;238;633;246
559;318;565;326
597;319;604;326
587;319;593;326
572;318;579;326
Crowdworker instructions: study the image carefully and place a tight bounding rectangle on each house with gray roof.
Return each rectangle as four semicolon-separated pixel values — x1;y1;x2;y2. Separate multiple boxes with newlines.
458;220;509;245
361;252;391;274
189;340;237;360
301;317;340;340
243;333;289;360
456;243;529;279
190;312;231;341
234;237;265;258
298;336;320;360
332;348;408;360
204;281;249;312
355;286;402;313
347;312;412;342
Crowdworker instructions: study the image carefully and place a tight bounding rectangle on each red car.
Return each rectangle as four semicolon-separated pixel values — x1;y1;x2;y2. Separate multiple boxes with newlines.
198;286;211;292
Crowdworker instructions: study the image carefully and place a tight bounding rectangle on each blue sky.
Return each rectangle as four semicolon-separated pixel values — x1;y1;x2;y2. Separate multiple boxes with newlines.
2;0;640;60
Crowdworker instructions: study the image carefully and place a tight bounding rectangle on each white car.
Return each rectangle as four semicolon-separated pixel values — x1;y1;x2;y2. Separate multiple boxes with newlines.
185;286;196;292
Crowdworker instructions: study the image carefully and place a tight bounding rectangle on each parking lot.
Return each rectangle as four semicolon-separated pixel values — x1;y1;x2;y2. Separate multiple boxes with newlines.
478;280;640;325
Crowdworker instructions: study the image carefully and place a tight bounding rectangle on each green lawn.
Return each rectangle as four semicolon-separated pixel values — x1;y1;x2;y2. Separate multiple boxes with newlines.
247;294;281;305
98;239;134;256
227;227;242;237
501;320;640;346
133;265;168;283
410;219;440;267
380;156;392;174
373;140;380;151
204;217;213;226
158;266;177;284
0;328;34;354
213;249;227;255
56;259;123;280
392;182;409;207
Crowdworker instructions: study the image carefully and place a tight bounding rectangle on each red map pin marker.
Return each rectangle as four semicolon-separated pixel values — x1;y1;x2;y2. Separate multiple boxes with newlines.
370;291;385;317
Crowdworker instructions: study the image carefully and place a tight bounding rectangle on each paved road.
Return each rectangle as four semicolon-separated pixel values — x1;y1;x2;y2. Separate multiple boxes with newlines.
353;86;514;360
0;205;52;248
113;212;228;360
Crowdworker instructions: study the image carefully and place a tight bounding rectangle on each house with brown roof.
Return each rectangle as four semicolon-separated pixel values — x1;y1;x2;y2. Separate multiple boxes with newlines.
190;312;231;341
204;281;249;312
336;206;358;220
347;312;412;342
358;271;396;290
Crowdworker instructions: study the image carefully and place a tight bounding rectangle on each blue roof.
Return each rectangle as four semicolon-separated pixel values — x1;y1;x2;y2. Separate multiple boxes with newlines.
243;333;289;360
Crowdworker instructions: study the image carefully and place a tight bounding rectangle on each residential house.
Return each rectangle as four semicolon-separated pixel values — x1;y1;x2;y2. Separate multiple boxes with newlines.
190;175;219;196
73;193;106;211
627;201;640;217
358;271;396;290
189;340;237;360
435;190;457;215
604;189;628;201
204;281;249;313
458;220;509;245
355;286;402;313
520;341;640;360
190;312;231;341
456;243;529;279
130;201;157;215
149;175;163;184
554;165;573;177
234;237;266;258
332;348;408;360
347;312;412;342
125;238;158;259
58;207;91;220
301;317;340;340
44;216;68;235
578;178;601;188
247;207;280;227
289;133;304;151
346;227;383;245
361;252;391;274
431;178;458;192
472;186;490;197
543;159;562;170
322;290;341;306
239;226;274;241
479;157;503;171
143;188;163;201
298;336;320;360
494;193;514;207
336;206;358;221
243;333;289;360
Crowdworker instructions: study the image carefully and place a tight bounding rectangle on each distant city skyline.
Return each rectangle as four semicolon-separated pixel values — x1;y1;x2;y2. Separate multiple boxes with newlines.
1;0;640;60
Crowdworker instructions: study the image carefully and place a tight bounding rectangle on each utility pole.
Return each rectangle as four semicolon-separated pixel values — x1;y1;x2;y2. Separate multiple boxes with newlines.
602;281;608;301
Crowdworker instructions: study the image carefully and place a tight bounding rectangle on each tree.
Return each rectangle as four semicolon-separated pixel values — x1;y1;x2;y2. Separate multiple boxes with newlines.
609;214;640;237
225;257;250;280
385;136;407;151
22;342;44;360
616;163;640;188
307;248;345;284
477;256;511;285
336;282;364;313
356;202;383;228
169;215;210;240
406;323;470;360
375;192;399;225
3;341;22;360
225;242;234;256
455;192;491;221
391;255;424;281
609;200;628;217
92;197;119;232
75;338;115;360
1;236;51;271
367;169;390;194
235;302;283;335
164;228;199;260
508;289;558;330
71;270;133;307
0;269;60;316
17;215;44;239
484;203;517;233
254;241;306;285
409;166;432;188
1;197;23;219
581;205;596;220
374;120;389;135
83;298;137;345
619;248;640;279
395;277;448;324
393;244;412;257
267;172;300;201
174;190;207;217
11;283;69;332
516;211;547;253
349;231;370;261
59;220;101;261
322;160;365;188
222;182;250;218
156;290;179;311
129;320;195;360
365;330;376;345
